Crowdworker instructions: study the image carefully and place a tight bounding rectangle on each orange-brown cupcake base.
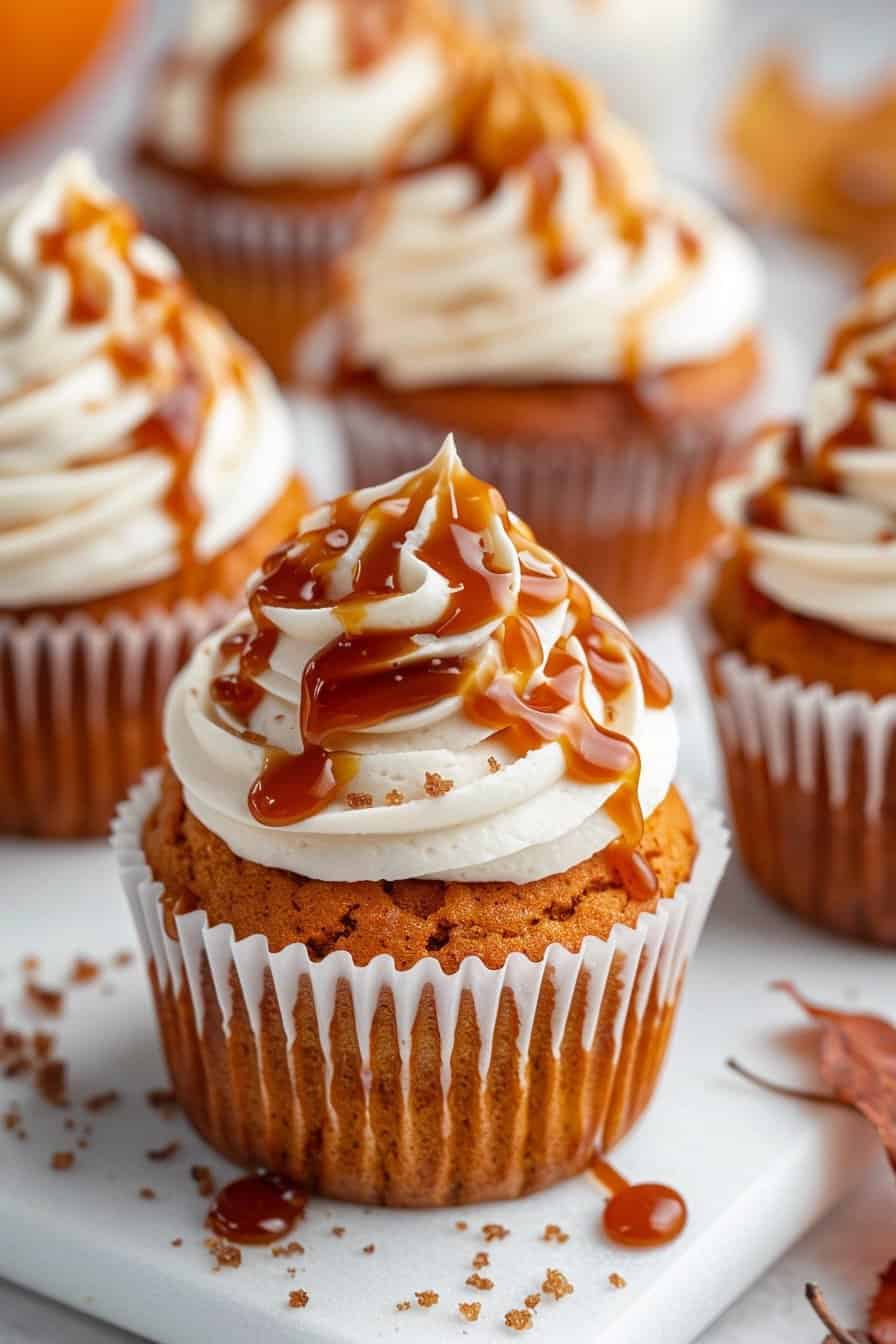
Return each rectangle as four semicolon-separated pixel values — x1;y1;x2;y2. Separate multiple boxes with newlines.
0;479;307;839
115;776;727;1206
336;338;763;619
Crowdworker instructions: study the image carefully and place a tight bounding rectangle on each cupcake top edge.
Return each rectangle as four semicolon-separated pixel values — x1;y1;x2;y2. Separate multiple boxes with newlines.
165;435;680;885
0;151;293;611
339;43;764;388
713;262;896;645
143;0;472;186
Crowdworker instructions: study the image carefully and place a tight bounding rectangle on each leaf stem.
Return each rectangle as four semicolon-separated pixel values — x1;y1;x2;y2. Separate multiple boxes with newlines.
805;1283;866;1344
726;1058;845;1108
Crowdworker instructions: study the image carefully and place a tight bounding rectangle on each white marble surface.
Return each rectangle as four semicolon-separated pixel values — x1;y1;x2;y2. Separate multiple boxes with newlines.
0;1;893;1340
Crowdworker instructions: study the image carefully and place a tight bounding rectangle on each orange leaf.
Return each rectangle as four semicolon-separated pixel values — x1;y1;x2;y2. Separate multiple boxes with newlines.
773;982;896;1168
870;1262;896;1344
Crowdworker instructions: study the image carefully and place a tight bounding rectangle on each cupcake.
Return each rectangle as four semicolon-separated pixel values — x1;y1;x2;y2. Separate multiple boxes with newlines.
694;263;896;946
114;436;728;1206
135;0;472;381
334;43;766;618
0;152;308;838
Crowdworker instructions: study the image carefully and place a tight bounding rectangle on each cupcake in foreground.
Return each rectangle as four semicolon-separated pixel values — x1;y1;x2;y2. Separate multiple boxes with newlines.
695;264;896;946
136;0;472;381
114;436;728;1206
0;152;308;838
334;43;766;618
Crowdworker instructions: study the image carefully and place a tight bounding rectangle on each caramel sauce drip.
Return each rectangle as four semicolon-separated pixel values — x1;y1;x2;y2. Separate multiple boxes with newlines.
213;452;672;853
206;1172;307;1246
588;1153;688;1249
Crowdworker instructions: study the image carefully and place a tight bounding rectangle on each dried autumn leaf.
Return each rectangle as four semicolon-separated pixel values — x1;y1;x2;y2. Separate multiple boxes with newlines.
774;982;896;1169
870;1262;896;1344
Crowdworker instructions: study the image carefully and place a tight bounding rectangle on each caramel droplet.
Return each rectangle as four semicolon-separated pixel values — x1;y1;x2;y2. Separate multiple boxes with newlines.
206;1172;306;1246
602;1183;687;1249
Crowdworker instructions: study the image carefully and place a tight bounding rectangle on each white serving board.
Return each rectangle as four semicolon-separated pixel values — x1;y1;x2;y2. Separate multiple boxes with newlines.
0;609;892;1344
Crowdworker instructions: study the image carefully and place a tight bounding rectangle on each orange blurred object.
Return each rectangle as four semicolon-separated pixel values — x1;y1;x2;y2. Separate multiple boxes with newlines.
725;55;896;265
1;0;132;141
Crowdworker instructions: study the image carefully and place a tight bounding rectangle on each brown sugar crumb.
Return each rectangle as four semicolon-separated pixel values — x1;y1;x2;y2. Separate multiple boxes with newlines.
455;1220;469;1231
32;1032;55;1060
466;1274;494;1292
482;1224;509;1242
25;983;63;1017
112;951;134;968
608;1273;627;1290
424;772;454;797
331;1226;346;1238
77;1139;90;1151
205;1237;241;1271
286;1267;296;1278
416;1290;439;1308
139;1187;157;1200
395;1301;412;1312
191;1165;215;1197
147;1141;181;1162
4;1059;29;1079
472;1252;490;1270
3;1108;21;1132
51;1151;75;1171
21;956;40;974
524;1294;541;1310
85;1090;120;1113
543;1224;569;1244
35;1059;67;1107
171;1239;183;1248
459;1302;481;1323
69;958;100;985
271;1241;304;1258
346;792;374;810
384;789;405;806
363;1244;375;1255
288;1289;309;1309
146;1088;178;1117
542;1269;573;1301
505;1309;533;1332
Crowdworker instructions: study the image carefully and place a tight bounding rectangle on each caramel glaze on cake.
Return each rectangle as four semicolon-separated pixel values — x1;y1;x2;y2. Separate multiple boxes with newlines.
146;767;696;971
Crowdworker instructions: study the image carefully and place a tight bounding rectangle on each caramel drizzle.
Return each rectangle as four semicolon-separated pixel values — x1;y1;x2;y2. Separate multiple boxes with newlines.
745;274;896;535
210;453;671;887
39;192;238;570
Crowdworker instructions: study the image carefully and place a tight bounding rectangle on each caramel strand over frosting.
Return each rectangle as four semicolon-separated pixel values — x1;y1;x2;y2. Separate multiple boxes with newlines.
345;42;763;386
714;263;896;642
0;153;291;608
166;437;679;884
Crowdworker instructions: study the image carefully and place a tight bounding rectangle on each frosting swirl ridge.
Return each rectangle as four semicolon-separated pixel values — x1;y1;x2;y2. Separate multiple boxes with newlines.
0;153;292;609
714;264;896;643
166;437;679;883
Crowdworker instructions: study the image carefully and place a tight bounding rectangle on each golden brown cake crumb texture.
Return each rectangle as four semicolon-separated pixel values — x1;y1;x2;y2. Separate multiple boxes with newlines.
144;767;696;972
709;550;896;700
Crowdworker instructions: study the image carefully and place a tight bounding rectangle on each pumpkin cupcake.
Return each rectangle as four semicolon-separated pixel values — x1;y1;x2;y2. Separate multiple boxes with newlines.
694;263;896;946
135;0;473;381
333;42;766;618
0;152;308;838
114;436;728;1206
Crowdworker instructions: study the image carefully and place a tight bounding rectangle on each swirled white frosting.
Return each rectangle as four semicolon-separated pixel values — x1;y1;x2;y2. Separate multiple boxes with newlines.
0;153;293;609
714;269;896;643
145;0;457;184
347;130;763;386
165;437;679;883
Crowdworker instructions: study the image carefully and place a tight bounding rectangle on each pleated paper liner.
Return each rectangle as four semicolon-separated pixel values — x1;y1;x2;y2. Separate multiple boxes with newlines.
0;599;229;839
336;393;755;621
131;155;364;384
688;574;896;946
114;774;728;1206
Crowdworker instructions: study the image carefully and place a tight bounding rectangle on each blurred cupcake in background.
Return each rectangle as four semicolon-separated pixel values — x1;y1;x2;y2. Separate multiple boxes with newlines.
135;0;474;381
693;263;896;945
334;43;766;618
0;152;308;838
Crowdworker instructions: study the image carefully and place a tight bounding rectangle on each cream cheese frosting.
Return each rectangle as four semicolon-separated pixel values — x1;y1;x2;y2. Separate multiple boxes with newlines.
144;0;463;184
714;266;896;643
165;437;679;883
0;153;292;609
345;49;763;387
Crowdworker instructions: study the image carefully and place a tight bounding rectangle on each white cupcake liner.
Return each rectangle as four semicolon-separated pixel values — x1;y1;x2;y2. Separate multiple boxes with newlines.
113;771;727;1126
687;566;896;943
0;598;230;838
